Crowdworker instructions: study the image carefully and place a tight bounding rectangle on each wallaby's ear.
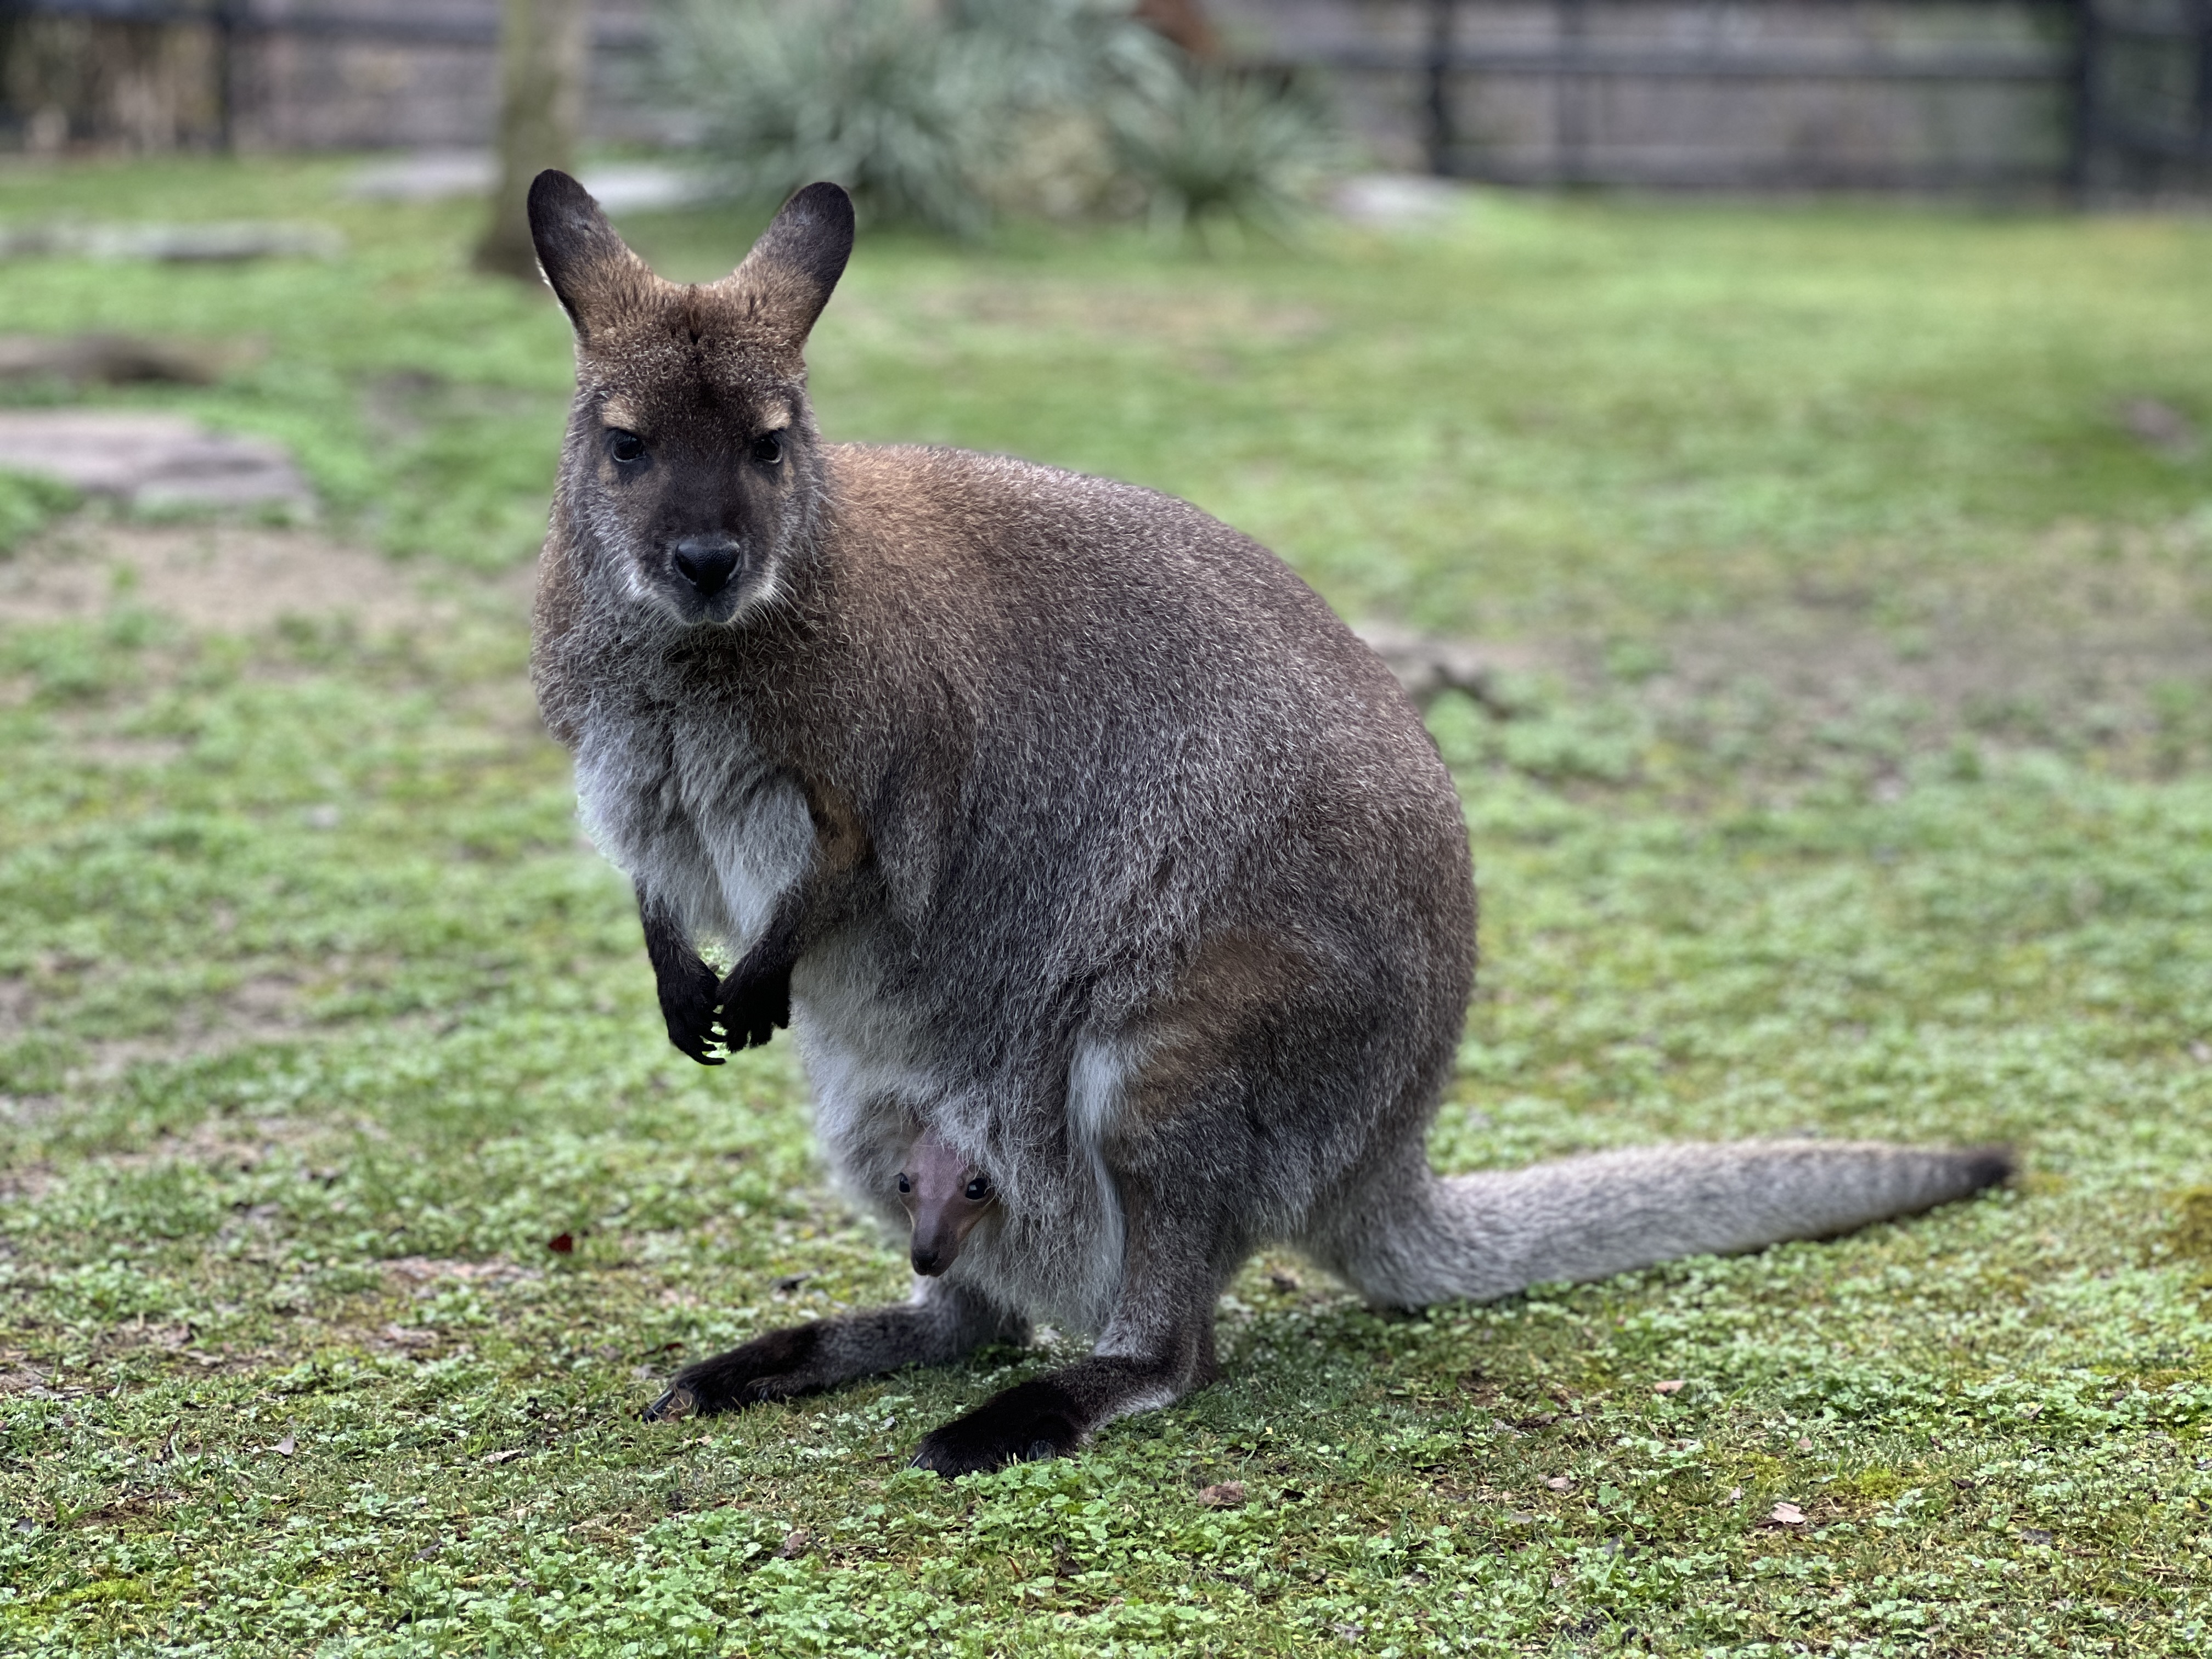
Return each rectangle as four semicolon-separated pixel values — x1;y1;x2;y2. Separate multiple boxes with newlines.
721;183;855;347
528;169;653;338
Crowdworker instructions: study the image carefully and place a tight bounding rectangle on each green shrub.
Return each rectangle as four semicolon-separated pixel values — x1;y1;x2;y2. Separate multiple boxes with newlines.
654;0;1330;237
1108;66;1336;241
657;0;1003;236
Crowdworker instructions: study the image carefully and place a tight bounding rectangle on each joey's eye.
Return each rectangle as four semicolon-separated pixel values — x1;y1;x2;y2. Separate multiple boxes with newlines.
964;1177;991;1203
749;431;784;466
896;1174;911;1194
607;431;645;465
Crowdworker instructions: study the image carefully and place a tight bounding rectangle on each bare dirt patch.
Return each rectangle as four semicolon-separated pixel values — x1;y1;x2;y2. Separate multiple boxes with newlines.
1634;524;2212;759
1371;517;2212;772
383;1257;538;1289
0;968;321;1113
0;514;531;637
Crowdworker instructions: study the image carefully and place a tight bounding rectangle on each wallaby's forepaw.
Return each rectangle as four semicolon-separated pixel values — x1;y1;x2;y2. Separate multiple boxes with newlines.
656;952;726;1066
713;960;792;1052
647;1323;826;1418
908;1377;1085;1477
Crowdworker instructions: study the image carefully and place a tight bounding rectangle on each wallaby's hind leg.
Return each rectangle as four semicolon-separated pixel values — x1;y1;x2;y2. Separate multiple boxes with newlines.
908;1180;1227;1476
644;1277;1024;1421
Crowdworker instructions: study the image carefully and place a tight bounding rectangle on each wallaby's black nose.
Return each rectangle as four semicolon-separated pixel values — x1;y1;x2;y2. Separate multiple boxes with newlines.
911;1248;942;1276
673;538;741;597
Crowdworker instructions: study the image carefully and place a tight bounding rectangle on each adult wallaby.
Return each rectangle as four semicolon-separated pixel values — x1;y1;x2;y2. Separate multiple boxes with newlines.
524;172;2011;1476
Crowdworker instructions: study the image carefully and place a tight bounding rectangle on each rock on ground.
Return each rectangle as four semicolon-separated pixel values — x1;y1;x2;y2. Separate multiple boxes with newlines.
0;411;312;512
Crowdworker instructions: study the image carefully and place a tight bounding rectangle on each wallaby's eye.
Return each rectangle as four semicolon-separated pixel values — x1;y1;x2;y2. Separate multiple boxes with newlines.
896;1174;911;1195
607;431;646;465
749;431;785;466
964;1177;991;1203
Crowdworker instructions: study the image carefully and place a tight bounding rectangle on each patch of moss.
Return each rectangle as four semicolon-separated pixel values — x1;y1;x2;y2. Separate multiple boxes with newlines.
2170;1186;2212;1261
0;468;77;554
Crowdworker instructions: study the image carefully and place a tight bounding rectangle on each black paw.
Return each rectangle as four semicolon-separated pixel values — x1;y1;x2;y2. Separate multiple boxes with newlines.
656;952;726;1066
646;1323;825;1419
641;1386;694;1423
714;959;792;1052
908;1378;1085;1477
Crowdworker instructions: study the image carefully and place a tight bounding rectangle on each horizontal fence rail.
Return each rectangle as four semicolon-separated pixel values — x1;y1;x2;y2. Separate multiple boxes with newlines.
1316;46;2070;82
2;0;651;50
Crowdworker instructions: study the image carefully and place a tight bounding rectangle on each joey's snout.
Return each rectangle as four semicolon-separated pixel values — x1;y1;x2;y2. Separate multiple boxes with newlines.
908;1214;979;1277
672;536;742;599
910;1237;950;1277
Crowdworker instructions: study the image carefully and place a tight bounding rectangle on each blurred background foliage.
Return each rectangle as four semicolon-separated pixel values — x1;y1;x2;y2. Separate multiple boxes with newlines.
654;0;1334;238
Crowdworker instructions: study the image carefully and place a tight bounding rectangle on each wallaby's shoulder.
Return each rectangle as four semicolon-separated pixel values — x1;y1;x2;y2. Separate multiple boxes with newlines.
821;441;1228;555
819;442;1379;675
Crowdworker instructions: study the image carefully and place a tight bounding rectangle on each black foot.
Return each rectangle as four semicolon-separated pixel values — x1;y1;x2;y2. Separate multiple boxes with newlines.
909;1376;1086;1477
644;1323;826;1420
641;1387;693;1423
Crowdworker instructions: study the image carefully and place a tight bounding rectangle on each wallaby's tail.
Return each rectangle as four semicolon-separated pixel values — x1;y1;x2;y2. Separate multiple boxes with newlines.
1330;1140;2013;1309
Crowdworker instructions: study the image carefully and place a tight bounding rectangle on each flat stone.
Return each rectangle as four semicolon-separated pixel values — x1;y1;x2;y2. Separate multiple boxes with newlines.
0;334;228;386
0;222;343;262
1354;620;1506;710
1330;173;1468;228
0;411;312;511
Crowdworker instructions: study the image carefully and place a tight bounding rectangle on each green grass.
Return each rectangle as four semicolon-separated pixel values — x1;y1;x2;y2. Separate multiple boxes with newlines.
3;156;2211;1655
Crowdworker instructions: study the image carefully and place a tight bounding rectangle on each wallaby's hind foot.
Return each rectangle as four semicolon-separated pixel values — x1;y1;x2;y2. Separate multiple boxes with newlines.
907;1374;1091;1475
644;1323;831;1420
641;1282;1028;1427
910;1193;1227;1476
908;1346;1217;1476
640;1389;691;1423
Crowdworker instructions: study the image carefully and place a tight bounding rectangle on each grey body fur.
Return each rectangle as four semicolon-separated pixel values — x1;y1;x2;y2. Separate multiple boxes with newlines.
524;173;2011;1475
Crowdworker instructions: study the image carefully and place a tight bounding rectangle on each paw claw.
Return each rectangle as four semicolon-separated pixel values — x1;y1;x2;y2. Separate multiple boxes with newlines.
642;1387;694;1423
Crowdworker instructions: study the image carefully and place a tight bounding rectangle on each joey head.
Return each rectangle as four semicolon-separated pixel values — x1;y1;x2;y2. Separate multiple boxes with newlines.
896;1132;997;1277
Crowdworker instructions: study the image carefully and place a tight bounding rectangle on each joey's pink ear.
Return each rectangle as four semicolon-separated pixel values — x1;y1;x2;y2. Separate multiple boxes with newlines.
721;182;855;347
528;170;656;339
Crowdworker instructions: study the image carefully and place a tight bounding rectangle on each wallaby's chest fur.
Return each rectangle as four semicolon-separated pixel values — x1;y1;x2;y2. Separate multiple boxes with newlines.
526;172;2009;1474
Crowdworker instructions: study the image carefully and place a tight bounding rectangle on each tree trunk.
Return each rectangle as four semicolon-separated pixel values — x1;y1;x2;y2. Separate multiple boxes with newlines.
475;0;589;281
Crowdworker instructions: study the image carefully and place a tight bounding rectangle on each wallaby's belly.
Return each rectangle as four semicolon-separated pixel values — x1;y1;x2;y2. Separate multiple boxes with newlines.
791;928;1132;1331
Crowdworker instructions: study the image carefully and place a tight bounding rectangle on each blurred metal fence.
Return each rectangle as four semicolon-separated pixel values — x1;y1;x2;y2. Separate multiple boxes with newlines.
2081;0;2212;186
1399;0;2079;189
0;0;659;153
0;0;2204;196
1226;0;2205;196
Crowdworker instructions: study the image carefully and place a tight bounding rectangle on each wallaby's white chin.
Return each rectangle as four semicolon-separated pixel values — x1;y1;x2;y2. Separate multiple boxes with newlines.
644;574;751;628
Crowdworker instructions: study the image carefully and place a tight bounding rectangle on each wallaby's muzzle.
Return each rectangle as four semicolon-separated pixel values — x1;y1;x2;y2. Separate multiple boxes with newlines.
672;536;741;599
